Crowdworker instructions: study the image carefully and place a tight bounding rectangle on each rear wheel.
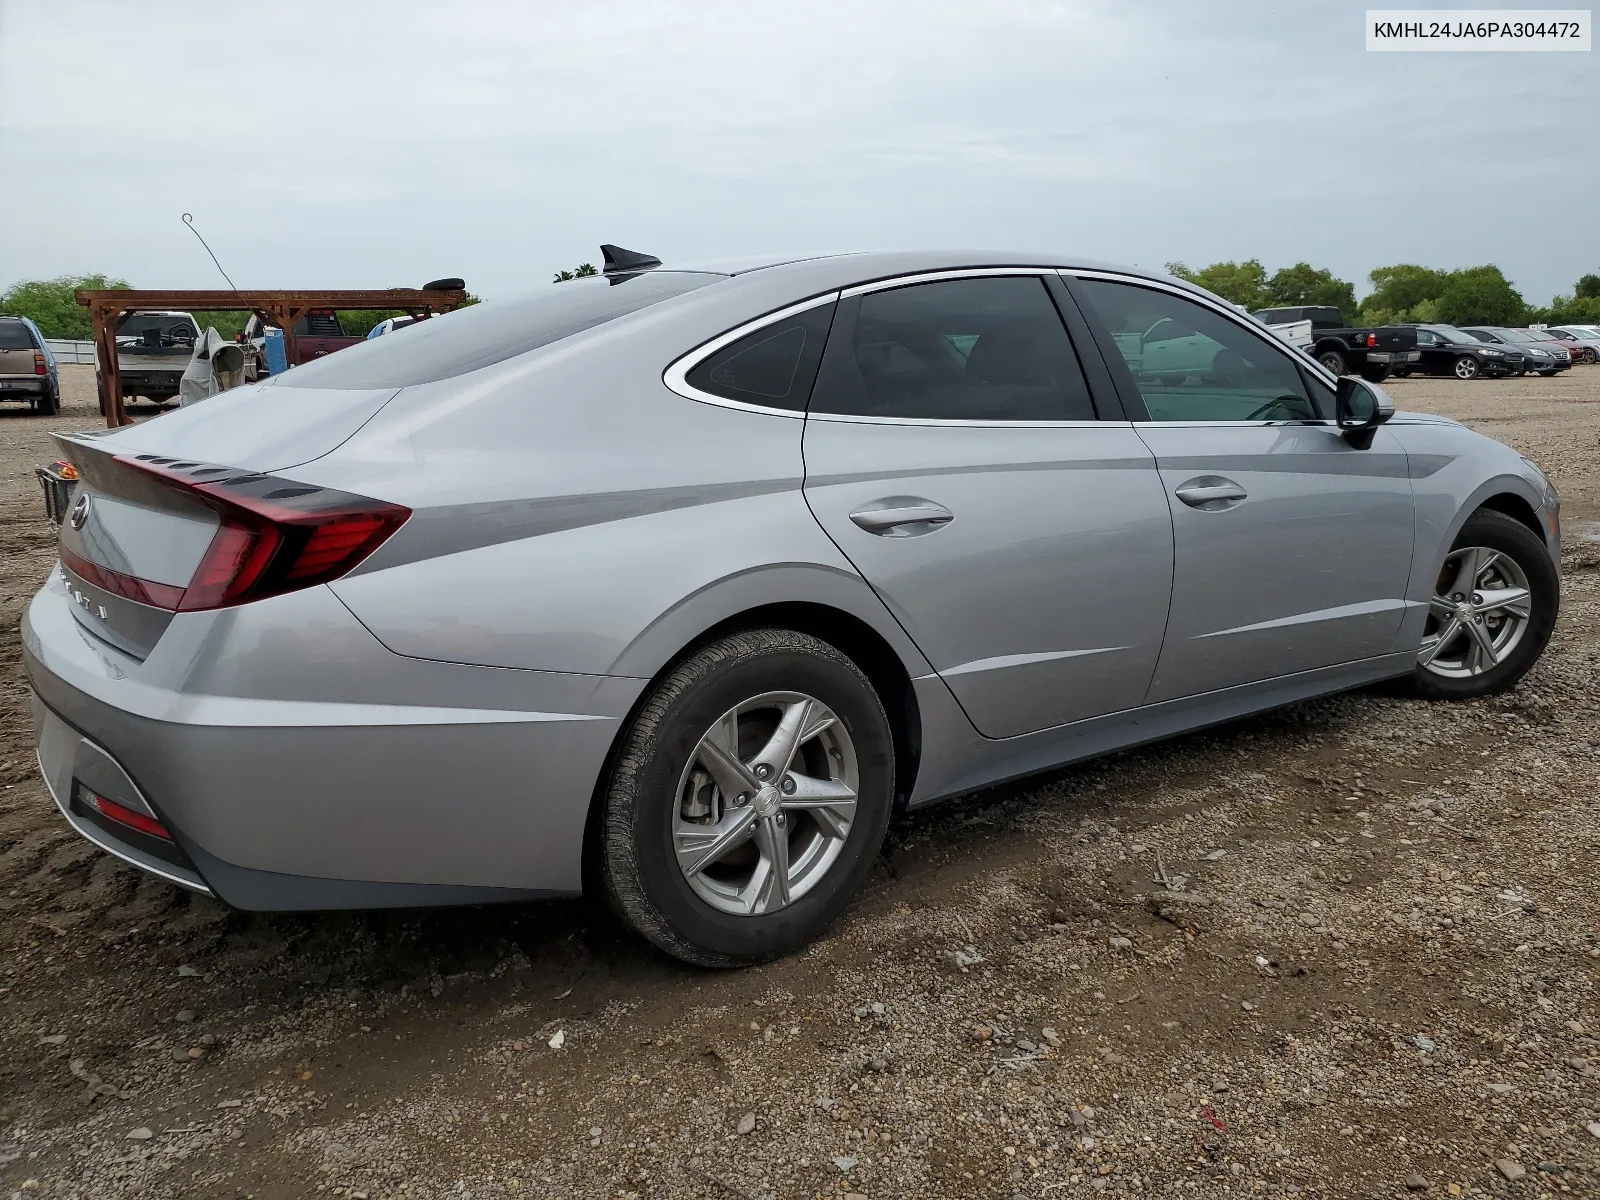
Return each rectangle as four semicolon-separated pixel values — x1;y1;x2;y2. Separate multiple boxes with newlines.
1453;355;1480;380
1391;369;1412;378
32;382;59;416
1406;510;1557;700
598;628;895;967
1317;349;1348;376
1360;364;1391;383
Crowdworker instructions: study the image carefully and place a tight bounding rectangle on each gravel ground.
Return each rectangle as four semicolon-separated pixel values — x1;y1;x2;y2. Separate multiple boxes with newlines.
0;365;1597;1200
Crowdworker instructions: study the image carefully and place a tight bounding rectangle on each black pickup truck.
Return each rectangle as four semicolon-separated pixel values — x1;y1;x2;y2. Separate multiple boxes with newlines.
1252;305;1421;383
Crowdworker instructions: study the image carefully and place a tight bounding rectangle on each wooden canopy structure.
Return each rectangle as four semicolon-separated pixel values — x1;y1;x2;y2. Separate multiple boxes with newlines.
76;288;470;427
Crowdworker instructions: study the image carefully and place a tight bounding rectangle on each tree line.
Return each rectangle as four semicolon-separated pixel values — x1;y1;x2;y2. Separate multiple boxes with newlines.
6;263;1598;342
1166;259;1600;328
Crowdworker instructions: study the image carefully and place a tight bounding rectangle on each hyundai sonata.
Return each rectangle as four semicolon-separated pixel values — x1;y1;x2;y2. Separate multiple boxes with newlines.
24;247;1560;965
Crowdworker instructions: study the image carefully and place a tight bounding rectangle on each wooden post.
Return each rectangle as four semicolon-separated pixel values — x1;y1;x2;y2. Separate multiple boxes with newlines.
94;304;129;428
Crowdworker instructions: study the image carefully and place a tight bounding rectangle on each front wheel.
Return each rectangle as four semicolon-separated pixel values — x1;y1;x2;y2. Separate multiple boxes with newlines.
1453;355;1480;380
1537;370;1559;377
1407;510;1557;700
597;628;895;967
1582;348;1597;365
1360;363;1391;383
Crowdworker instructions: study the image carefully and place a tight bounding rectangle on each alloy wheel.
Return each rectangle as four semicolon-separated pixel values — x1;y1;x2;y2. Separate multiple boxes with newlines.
1453;356;1479;380
672;691;858;916
1419;546;1532;678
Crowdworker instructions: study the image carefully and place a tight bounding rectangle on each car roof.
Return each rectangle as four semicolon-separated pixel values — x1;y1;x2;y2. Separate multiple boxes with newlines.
662;248;1171;281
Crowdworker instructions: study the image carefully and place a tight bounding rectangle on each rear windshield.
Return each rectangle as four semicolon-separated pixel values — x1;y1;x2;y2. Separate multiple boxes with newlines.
0;319;34;350
116;314;198;340
273;271;719;389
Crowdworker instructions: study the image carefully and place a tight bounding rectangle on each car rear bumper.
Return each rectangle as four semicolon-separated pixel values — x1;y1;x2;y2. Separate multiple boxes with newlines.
0;377;46;397
22;570;644;910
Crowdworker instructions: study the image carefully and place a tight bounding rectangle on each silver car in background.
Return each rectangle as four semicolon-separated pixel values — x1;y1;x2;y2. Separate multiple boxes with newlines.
24;248;1561;965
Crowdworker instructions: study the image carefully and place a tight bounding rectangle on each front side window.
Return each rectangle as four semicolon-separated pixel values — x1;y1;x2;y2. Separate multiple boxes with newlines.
810;276;1095;421
1077;278;1320;422
684;301;835;411
1416;329;1440;346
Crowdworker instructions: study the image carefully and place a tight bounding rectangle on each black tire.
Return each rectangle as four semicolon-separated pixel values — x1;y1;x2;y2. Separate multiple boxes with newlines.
1404;509;1558;701
1317;349;1348;376
1391;369;1412;379
1360;364;1392;383
1453;355;1480;380
1537;370;1558;377
35;380;60;416
1582;348;1597;365
597;628;895;967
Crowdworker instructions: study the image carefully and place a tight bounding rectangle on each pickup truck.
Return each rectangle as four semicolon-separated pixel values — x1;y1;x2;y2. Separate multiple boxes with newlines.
240;310;364;379
1250;305;1421;382
110;310;200;404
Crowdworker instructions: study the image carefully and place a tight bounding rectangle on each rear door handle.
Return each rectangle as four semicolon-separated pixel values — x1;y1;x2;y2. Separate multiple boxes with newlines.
849;497;954;537
1174;477;1248;510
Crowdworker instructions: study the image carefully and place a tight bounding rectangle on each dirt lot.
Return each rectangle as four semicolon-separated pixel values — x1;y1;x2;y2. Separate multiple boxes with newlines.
1;365;1597;1200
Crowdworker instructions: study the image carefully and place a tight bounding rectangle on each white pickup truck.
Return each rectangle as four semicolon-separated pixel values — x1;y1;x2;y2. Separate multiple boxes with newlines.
108;310;200;407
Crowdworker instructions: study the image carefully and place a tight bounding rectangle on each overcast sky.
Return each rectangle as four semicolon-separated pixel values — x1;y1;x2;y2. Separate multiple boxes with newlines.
1;0;1594;304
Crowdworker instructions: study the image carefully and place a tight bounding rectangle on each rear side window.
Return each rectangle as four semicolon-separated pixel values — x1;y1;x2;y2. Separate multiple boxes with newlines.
684;301;835;411
0;320;34;350
810;276;1096;421
274;271;718;389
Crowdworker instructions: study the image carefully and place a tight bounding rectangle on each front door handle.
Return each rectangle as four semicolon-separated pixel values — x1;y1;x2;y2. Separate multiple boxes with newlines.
1174;476;1248;510
849;497;954;537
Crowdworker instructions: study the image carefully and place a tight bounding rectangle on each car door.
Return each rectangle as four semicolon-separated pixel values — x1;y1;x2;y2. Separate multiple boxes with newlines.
1068;273;1416;704
1415;327;1446;373
799;272;1175;739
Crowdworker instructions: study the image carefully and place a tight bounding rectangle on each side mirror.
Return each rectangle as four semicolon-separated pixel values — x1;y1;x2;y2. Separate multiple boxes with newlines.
1335;377;1395;449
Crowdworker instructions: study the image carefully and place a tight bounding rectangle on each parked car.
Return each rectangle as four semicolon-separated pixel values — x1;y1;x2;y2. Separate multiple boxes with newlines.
1540;326;1600;364
26;249;1561;967
1250;305;1420;382
0;314;61;414
108;311;199;407
365;315;430;340
1460;327;1570;375
1393;324;1525;379
240;310;364;378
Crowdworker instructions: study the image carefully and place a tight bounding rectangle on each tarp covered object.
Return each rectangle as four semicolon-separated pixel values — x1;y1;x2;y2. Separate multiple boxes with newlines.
179;327;248;406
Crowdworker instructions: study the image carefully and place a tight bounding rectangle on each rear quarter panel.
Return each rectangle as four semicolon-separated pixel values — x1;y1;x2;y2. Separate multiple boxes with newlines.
298;284;936;685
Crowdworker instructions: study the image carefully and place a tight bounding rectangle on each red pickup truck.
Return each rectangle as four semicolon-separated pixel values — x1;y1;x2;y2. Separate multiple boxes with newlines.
241;310;363;379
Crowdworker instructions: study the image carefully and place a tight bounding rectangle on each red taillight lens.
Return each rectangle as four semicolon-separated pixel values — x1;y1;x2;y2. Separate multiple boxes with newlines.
78;456;411;613
34;352;48;375
79;786;172;840
1365;333;1378;348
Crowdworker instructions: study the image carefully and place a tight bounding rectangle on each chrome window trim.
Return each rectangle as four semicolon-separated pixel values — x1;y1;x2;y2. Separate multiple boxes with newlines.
662;291;841;418
840;266;1058;298
807;414;1119;429
1061;267;1344;389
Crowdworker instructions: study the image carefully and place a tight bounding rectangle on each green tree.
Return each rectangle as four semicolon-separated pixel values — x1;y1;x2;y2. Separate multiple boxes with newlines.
1262;263;1358;317
1575;273;1600;300
1435;266;1527;327
552;263;599;283
1165;260;1268;309
1362;264;1450;318
1;273;131;338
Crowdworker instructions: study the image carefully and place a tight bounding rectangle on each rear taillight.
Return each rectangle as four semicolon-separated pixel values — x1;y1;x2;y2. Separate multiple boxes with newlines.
1365;333;1378;348
34;352;47;375
67;456;409;613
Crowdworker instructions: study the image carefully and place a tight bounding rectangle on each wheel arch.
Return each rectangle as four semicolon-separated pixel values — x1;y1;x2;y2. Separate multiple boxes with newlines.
1476;490;1546;545
582;576;933;895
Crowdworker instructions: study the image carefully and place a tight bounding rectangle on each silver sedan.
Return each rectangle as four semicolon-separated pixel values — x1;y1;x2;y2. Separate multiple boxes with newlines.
24;248;1561;965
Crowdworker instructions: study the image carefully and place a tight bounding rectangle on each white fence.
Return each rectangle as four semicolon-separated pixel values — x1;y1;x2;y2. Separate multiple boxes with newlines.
45;339;97;365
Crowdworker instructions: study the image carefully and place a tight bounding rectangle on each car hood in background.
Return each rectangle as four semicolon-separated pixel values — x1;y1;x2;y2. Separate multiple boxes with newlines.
90;382;402;473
